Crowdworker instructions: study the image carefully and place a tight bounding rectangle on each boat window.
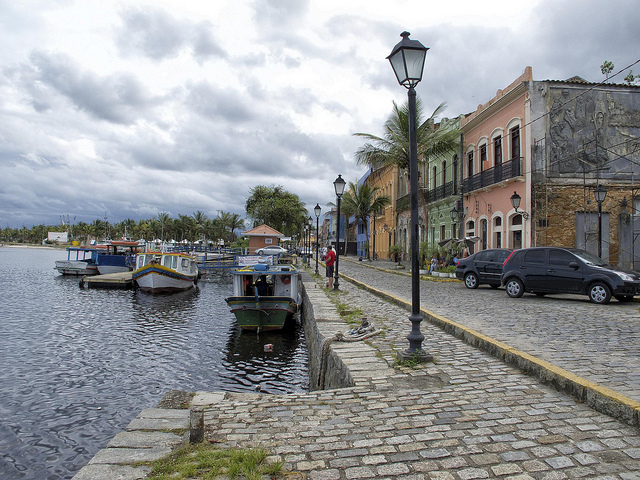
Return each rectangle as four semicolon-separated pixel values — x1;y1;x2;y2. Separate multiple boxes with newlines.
138;256;145;269
173;256;178;269
182;258;189;269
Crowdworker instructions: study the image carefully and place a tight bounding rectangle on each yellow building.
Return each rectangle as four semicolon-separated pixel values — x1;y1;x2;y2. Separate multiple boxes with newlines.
366;164;399;260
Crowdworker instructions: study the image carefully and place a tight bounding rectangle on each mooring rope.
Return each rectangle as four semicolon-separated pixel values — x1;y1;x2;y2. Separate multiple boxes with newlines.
317;318;382;389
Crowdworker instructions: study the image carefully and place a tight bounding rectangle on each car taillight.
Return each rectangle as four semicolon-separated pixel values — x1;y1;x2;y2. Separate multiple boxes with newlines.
503;251;515;267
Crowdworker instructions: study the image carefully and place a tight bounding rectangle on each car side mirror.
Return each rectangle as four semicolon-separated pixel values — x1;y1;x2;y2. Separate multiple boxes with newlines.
569;261;579;269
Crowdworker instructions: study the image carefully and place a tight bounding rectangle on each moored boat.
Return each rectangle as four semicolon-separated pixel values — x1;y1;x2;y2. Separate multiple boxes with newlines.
96;240;144;275
132;252;199;293
55;246;106;275
225;264;301;332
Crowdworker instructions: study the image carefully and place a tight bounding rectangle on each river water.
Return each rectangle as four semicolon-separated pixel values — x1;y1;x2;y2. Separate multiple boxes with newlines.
0;247;309;480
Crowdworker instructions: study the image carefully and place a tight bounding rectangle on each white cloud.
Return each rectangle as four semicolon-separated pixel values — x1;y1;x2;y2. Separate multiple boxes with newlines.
1;0;639;227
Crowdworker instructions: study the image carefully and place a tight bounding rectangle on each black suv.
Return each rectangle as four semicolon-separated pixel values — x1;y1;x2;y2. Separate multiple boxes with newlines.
501;247;640;304
456;248;512;289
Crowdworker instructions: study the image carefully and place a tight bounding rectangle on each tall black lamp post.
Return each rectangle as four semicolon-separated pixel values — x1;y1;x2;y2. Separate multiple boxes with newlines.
308;216;313;264
388;31;432;362
333;174;346;290
314;204;321;275
594;185;607;258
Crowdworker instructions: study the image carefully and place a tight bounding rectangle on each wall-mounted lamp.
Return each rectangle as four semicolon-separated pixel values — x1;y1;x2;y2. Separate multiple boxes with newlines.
510;191;530;219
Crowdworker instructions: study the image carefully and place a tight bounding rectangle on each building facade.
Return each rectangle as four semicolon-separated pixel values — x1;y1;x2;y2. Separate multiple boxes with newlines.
460;67;532;253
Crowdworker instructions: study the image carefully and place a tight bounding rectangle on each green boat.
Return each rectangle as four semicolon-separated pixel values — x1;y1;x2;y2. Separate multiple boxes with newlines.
225;263;301;332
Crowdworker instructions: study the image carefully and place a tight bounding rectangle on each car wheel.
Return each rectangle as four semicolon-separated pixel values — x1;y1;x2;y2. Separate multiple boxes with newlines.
505;278;524;298
614;294;634;302
588;282;611;304
464;272;479;289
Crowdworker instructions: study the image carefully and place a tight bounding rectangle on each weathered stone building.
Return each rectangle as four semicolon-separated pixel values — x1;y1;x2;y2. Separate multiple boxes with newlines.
529;76;640;267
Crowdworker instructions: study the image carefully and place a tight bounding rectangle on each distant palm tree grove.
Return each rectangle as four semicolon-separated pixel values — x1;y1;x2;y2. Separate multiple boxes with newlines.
1;211;245;246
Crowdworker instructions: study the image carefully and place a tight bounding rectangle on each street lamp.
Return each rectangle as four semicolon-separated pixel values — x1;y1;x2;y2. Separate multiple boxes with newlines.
308;216;313;265
594;184;607;258
333;174;346;290
388;32;432;362
314;204;321;275
510;191;530;219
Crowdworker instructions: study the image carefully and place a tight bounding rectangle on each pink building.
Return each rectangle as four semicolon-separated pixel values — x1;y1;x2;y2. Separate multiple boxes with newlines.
460;67;533;251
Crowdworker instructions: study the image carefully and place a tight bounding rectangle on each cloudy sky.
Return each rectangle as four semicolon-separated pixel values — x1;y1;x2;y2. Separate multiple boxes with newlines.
1;0;638;229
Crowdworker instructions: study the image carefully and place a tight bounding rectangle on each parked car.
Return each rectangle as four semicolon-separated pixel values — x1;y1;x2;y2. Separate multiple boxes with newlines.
455;248;512;289
501;247;640;304
255;245;288;256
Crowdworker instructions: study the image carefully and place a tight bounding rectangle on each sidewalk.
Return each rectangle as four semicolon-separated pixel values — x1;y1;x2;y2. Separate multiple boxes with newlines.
73;264;640;479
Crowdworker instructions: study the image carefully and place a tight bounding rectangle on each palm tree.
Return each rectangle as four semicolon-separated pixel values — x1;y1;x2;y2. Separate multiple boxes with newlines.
354;99;459;170
340;182;391;259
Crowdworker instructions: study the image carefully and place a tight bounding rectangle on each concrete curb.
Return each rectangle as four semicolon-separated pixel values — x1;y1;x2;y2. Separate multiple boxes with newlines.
340;270;640;428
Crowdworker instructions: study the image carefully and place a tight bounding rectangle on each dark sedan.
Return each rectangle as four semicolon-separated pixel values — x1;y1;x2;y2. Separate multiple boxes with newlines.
501;247;640;304
455;248;512;289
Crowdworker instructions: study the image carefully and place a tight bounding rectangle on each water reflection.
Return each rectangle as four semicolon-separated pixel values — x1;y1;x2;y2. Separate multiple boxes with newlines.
223;321;309;395
0;247;308;480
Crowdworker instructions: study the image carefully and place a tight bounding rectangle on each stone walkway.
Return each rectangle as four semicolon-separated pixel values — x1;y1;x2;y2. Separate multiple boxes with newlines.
72;263;640;479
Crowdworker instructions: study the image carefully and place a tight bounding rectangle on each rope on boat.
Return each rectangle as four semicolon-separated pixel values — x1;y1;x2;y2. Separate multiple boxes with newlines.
317;318;382;389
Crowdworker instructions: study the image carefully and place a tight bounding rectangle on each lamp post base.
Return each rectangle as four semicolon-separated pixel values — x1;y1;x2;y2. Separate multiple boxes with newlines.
396;349;433;363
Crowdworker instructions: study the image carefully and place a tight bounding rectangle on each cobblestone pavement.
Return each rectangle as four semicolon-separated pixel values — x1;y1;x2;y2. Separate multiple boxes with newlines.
198;272;640;480
334;258;640;404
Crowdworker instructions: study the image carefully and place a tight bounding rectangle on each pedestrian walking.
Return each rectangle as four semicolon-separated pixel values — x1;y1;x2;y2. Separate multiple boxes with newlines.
325;245;336;289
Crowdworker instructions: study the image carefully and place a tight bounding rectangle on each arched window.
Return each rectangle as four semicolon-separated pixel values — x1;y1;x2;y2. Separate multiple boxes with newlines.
442;160;447;185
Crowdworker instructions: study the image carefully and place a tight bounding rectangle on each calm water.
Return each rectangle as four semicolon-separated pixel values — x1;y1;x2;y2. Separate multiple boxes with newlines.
0;247;309;480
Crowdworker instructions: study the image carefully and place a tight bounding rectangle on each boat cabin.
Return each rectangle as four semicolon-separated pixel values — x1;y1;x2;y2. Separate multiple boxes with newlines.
232;265;297;299
136;252;198;275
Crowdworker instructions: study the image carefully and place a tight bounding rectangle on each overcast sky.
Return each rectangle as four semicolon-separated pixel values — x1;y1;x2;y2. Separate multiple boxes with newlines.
1;0;639;229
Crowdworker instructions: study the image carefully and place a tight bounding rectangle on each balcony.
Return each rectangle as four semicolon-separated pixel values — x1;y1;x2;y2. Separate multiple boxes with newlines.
462;157;522;193
422;181;455;203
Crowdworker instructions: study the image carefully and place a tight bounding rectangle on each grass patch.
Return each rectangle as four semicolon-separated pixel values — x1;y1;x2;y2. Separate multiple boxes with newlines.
140;443;284;480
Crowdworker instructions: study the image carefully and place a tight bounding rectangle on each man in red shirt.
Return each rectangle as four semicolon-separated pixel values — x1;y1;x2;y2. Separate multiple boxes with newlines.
325;245;336;289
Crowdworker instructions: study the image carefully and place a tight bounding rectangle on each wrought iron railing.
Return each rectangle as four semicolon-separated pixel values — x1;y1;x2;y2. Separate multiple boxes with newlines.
462;157;523;193
422;181;455;203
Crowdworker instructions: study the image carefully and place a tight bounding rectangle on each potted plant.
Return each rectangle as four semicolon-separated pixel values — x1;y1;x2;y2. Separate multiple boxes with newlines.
388;245;403;267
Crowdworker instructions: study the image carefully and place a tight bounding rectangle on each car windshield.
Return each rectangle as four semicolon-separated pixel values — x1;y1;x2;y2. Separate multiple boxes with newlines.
569;249;605;266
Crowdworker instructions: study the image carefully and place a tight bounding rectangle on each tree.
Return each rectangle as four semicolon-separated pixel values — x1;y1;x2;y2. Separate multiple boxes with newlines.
340;182;391;259
217;211;244;240
245;185;308;236
600;60;614;80
353;99;460;171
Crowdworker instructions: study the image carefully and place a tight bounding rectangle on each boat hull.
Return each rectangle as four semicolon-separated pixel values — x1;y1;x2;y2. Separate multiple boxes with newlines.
226;296;297;331
55;261;98;276
133;265;196;293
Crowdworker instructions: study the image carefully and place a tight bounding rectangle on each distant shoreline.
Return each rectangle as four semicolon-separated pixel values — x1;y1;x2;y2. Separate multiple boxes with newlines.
1;244;64;250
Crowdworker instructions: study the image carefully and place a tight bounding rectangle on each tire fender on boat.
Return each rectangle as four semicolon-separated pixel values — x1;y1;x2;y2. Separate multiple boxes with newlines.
281;275;291;285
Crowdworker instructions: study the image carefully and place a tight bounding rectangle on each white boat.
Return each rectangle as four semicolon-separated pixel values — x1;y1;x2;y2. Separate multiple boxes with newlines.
132;252;199;293
55;246;106;275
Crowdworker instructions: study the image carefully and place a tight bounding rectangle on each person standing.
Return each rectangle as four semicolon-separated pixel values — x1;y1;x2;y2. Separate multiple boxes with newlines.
325;245;336;289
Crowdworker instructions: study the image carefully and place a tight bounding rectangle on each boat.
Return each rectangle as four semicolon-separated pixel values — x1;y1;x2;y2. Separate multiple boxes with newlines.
96;240;145;275
55;246;107;275
132;252;199;293
225;263;301;332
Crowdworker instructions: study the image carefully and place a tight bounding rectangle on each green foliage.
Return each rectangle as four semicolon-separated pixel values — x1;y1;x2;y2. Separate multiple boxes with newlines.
339;182;391;259
353;98;460;171
245;185;308;236
141;443;283;480
624;70;640;85
600;60;614;79
388;245;402;263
